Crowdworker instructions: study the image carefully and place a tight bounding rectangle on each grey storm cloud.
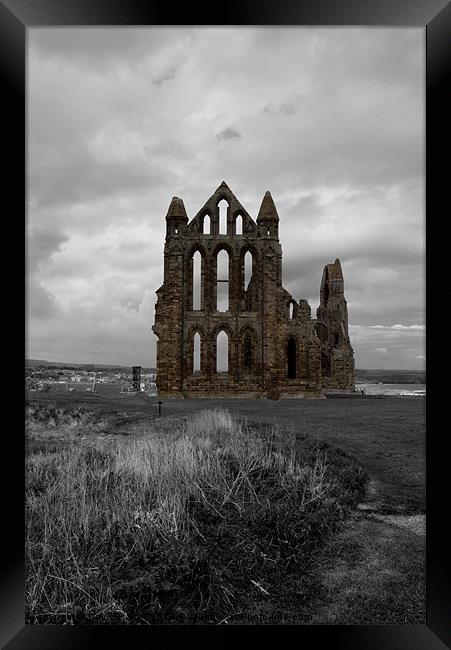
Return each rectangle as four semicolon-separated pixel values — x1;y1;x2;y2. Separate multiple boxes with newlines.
27;281;61;320
216;127;242;142
153;66;177;85
30;27;177;67
26;27;425;369
27;226;70;271
263;100;297;115
30;153;165;211
120;296;143;311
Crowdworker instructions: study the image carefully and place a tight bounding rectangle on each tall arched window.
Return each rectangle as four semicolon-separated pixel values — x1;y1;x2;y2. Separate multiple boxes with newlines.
193;333;201;373
287;337;297;379
216;249;229;312
203;214;210;234
244;251;253;311
323;280;330;305
192;251;201;310
216;330;228;373
218;199;228;235
243;334;252;372
244;251;252;290
288;302;294;319
236;214;243;235
321;352;331;377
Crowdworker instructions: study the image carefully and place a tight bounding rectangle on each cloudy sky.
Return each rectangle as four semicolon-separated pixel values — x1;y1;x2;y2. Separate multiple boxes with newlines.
27;27;425;369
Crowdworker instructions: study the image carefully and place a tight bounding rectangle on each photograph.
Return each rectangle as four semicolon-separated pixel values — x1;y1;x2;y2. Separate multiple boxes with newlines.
24;24;428;628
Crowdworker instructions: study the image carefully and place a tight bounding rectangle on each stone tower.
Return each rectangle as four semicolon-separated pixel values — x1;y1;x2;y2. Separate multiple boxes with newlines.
152;182;354;398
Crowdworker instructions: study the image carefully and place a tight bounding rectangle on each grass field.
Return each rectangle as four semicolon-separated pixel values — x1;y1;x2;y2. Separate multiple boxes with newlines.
25;392;425;624
26;391;425;513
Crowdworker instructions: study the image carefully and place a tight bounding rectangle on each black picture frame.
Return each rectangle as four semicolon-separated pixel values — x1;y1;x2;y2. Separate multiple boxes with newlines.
3;0;450;647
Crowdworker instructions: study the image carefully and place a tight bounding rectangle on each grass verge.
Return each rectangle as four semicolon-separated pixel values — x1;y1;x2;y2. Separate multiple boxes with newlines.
26;408;367;624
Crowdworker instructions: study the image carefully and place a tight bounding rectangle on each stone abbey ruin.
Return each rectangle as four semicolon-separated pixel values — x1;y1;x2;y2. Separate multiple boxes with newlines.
152;182;354;398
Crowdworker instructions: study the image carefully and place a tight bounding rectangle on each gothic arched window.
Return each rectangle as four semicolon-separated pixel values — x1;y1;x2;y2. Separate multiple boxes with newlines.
192;250;201;310
321;352;331;377
243;334;252;372
193;332;201;373
218;199;228;235
323;281;330;305
287;337;297;379
236;214;243;235
216;249;229;312
243;251;253;311
216;330;228;373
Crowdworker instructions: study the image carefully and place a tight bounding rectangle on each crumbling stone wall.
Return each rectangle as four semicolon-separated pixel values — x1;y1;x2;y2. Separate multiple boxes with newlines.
152;182;354;398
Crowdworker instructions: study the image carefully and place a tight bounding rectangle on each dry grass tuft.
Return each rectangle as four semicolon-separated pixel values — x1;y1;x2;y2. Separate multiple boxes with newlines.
26;408;366;624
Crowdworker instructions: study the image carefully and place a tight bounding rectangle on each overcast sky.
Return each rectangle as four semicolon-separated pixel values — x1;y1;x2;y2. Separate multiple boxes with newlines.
27;27;425;370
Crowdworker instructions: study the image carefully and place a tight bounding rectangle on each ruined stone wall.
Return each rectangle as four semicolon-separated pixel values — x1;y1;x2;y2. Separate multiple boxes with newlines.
315;259;355;390
152;182;354;398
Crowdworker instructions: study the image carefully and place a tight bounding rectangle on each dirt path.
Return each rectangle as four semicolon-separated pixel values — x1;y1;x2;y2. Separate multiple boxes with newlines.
304;511;425;623
299;469;426;624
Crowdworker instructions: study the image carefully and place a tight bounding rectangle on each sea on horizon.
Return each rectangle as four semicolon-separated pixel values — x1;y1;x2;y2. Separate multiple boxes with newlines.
355;383;425;397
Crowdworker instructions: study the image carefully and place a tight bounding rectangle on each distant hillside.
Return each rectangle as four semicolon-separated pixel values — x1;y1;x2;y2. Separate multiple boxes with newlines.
355;369;425;384
25;359;156;373
27;360;423;383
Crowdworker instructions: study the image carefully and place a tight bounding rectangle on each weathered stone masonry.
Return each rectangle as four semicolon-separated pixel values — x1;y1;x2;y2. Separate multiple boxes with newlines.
152;182;354;398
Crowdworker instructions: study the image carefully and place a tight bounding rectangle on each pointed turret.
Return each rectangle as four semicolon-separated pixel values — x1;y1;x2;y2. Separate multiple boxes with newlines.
257;191;279;238
257;191;279;222
166;196;188;221
328;258;343;280
165;196;188;237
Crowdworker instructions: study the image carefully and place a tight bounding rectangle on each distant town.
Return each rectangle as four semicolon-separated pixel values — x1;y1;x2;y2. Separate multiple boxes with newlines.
25;359;157;396
25;359;425;395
